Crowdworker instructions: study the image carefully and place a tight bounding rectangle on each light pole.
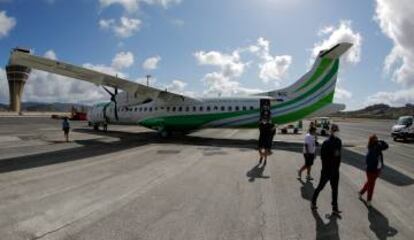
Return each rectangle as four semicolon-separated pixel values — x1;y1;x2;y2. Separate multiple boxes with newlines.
146;74;151;87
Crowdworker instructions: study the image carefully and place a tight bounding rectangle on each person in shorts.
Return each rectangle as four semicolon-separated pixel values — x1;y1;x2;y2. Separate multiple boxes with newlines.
298;126;317;180
258;119;273;165
62;117;70;142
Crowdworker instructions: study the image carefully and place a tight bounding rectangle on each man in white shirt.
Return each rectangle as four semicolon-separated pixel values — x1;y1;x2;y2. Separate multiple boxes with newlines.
298;126;317;180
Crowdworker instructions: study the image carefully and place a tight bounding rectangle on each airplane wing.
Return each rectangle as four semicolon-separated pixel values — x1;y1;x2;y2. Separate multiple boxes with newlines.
8;49;199;103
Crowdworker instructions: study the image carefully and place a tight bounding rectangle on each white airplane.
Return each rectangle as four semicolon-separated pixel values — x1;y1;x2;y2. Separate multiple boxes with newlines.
8;43;351;137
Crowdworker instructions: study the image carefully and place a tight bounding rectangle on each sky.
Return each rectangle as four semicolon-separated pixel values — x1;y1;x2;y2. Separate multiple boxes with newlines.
0;0;413;110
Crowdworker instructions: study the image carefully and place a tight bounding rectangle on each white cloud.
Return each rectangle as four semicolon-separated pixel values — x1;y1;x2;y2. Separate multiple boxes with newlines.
259;55;292;84
201;72;261;96
99;0;181;13
194;50;245;78
44;50;57;60
0;11;16;38
333;78;352;101
365;88;414;107
165;79;195;97
99;16;141;38
194;50;254;96
248;37;292;84
142;56;161;70
311;20;362;64
375;0;414;87
194;38;291;96
111;51;134;70
334;86;352;100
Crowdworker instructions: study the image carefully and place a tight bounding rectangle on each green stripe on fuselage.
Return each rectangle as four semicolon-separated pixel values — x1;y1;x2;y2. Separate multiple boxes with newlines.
139;59;339;131
139;108;259;130
240;91;334;128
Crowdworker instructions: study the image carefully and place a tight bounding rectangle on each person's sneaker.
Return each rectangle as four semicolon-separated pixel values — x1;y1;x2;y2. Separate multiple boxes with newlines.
297;170;302;179
311;203;318;210
259;157;263;164
306;175;314;181
366;201;372;207
358;192;363;200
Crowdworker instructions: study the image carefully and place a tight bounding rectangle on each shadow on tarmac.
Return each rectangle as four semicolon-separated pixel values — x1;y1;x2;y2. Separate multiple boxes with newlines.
298;178;315;201
0;128;413;187
368;207;398;240
312;210;340;240
358;198;399;240
246;162;269;182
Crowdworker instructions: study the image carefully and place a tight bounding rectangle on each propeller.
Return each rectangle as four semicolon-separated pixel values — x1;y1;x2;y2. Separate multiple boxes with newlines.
103;86;119;121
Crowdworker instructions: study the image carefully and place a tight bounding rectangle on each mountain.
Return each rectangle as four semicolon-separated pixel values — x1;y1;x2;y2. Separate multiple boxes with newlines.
332;104;414;119
0;102;90;112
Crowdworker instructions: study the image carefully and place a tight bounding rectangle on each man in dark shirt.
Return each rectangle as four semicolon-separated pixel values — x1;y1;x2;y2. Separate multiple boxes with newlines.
311;124;342;215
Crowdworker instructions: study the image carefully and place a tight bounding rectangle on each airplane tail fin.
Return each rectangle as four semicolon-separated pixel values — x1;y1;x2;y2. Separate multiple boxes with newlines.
257;42;353;103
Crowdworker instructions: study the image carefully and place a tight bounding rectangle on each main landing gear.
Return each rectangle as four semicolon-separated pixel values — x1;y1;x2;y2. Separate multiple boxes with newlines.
90;122;108;132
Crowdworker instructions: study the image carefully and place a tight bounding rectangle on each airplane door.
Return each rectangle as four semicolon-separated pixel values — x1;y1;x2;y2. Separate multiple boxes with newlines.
260;99;271;121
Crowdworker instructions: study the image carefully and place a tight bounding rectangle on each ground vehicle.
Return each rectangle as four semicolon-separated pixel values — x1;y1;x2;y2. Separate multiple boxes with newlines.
391;116;414;141
313;117;331;136
280;121;302;134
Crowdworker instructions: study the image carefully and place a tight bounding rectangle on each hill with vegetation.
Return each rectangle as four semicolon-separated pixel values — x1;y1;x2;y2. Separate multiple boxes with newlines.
0;102;89;112
332;104;414;119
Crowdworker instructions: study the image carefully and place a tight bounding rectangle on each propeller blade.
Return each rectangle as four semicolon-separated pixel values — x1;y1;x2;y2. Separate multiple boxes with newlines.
114;102;118;120
103;86;114;97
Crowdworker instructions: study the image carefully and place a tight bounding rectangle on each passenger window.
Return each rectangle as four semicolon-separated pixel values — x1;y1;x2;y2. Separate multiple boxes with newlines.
242;106;247;111
144;107;147;112
193;106;197;112
221;106;225;111
178;106;182;112
250;106;254;110
185;106;190;112
214;106;218;111
139;108;142;112
172;107;176;112
149;108;152;112
228;106;232;111
199;106;204;111
235;106;240;111
166;107;170;112
207;106;211;111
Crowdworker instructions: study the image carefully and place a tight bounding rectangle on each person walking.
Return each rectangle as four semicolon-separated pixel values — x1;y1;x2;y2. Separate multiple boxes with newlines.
62;117;70;142
311;124;342;215
359;135;388;207
258;119;273;165
298;126;317;180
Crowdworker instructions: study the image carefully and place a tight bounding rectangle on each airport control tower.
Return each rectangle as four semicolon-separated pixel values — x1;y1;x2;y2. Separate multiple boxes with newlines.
6;64;31;113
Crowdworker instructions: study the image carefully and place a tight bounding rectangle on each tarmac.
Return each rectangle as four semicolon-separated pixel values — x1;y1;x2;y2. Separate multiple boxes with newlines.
0;117;413;240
